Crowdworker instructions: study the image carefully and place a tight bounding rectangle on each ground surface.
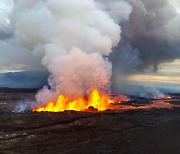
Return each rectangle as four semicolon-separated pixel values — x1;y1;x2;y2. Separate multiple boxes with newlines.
0;91;180;154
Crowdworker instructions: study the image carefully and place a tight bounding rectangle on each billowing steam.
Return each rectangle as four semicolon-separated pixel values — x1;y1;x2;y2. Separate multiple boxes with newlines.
12;0;132;105
0;0;180;107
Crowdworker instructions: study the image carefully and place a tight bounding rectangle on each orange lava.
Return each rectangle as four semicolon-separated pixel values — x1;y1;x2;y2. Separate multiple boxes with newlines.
33;89;115;112
166;96;172;99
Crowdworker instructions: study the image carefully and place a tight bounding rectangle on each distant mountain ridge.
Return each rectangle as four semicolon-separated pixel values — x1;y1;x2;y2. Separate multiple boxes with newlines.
0;71;179;94
0;71;48;88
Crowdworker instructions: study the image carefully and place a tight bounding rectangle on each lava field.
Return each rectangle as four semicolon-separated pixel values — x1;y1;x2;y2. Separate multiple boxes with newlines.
0;90;180;154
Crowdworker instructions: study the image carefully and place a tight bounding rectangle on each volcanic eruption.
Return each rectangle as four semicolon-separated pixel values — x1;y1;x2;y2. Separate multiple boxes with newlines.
11;0;133;112
32;89;116;112
1;1;180;153
9;0;180;112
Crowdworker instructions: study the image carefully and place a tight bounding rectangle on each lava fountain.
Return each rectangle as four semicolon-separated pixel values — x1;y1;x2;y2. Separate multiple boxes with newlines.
33;89;116;112
32;88;180;112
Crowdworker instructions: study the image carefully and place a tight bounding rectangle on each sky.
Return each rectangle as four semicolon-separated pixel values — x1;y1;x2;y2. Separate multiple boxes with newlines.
124;60;180;91
0;0;180;92
0;0;45;73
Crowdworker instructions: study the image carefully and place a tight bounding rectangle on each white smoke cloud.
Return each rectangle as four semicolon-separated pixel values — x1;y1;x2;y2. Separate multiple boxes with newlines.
169;0;180;13
36;48;112;104
13;0;132;105
1;0;180;107
97;0;132;23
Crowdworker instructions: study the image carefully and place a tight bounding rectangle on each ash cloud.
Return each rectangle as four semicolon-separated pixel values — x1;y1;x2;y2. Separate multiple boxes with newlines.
107;0;180;91
110;0;180;73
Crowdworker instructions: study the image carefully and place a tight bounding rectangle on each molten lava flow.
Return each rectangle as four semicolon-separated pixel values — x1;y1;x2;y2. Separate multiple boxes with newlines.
33;89;114;112
32;90;179;112
166;96;172;99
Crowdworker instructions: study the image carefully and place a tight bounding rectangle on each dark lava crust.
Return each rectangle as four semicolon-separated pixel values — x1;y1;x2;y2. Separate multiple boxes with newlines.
0;92;180;154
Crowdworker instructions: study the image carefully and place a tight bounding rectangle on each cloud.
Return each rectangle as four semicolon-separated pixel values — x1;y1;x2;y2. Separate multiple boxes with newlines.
0;0;14;39
0;0;45;73
0;0;180;94
0;39;45;72
109;0;180;91
10;0;132;104
110;0;180;73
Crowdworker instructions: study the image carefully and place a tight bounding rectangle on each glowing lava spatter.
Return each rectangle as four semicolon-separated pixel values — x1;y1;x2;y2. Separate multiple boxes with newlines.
33;89;114;112
32;90;180;112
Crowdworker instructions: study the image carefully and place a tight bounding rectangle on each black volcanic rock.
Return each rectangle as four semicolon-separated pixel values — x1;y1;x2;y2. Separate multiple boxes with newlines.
0;92;180;153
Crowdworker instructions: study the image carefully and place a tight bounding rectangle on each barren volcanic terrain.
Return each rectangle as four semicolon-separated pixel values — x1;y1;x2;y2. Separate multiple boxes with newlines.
0;89;180;154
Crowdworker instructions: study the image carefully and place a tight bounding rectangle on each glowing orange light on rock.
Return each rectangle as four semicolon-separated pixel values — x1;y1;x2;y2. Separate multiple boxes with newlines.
33;89;114;112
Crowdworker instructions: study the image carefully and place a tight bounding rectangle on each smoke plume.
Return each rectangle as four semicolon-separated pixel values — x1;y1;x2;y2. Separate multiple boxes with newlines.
108;0;180;91
1;0;180;104
12;0;132;105
110;0;180;72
